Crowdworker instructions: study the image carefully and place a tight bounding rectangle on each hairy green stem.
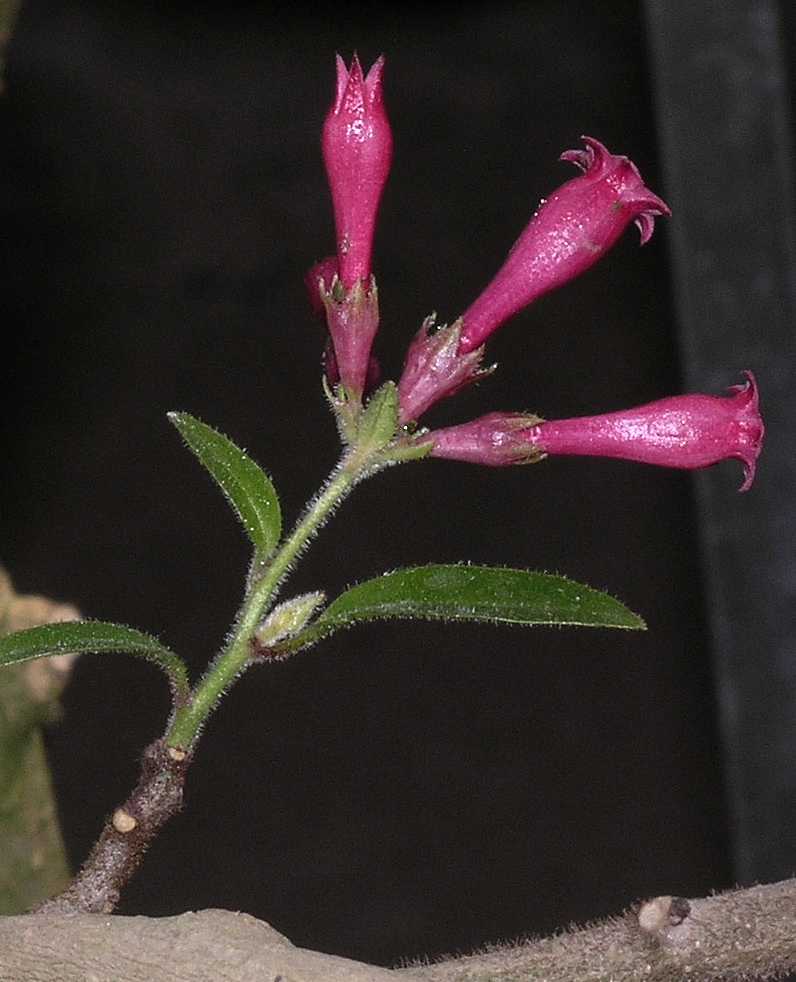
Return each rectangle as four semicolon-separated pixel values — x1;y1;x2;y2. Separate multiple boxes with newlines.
166;449;368;750
35;439;395;913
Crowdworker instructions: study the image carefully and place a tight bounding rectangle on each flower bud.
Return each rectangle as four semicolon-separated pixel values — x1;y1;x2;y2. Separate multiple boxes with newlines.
322;54;393;288
458;136;671;353
255;592;326;649
429;373;764;491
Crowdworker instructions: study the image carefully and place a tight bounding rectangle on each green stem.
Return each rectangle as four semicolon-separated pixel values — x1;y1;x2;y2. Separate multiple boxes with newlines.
166;450;367;750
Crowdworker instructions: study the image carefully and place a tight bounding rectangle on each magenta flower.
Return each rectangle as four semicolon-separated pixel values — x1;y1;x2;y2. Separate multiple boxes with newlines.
322;54;393;289
429;373;764;491
458;136;671;354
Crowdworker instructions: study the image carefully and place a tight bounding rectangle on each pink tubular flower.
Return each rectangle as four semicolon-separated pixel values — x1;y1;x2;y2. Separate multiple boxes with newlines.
458;136;671;353
322;54;393;288
429;373;764;491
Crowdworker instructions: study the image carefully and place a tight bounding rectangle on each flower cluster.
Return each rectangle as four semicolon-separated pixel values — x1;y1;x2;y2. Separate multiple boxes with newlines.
308;55;764;488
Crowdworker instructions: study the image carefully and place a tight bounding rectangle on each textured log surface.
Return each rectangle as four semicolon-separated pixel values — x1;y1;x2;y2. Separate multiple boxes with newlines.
1;880;794;982
0;908;414;982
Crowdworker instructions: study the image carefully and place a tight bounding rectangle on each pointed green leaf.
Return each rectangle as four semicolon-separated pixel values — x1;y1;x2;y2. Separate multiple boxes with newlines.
0;622;190;700
276;564;644;652
169;412;281;559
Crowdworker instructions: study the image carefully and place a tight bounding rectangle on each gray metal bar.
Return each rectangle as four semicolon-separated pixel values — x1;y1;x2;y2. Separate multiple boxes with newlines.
644;0;796;882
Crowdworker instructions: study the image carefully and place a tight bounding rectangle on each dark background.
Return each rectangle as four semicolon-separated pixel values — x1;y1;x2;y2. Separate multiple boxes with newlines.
1;0;793;969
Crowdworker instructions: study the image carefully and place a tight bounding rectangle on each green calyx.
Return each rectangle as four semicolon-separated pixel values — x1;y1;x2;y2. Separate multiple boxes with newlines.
353;381;399;453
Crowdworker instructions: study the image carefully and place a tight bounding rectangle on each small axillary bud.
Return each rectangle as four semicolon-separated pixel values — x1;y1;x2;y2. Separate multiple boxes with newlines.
255;592;326;648
638;895;691;935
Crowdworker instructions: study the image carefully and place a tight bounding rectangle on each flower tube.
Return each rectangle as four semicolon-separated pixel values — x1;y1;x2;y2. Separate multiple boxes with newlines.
428;373;764;491
458;136;670;353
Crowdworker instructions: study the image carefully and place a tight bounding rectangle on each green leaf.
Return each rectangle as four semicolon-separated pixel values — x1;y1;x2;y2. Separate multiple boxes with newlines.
0;622;190;700
168;412;281;559
276;564;644;651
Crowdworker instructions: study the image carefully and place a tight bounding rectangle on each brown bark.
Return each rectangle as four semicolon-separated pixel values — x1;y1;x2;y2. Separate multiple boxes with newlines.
412;879;796;981
2;878;794;982
33;738;190;914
